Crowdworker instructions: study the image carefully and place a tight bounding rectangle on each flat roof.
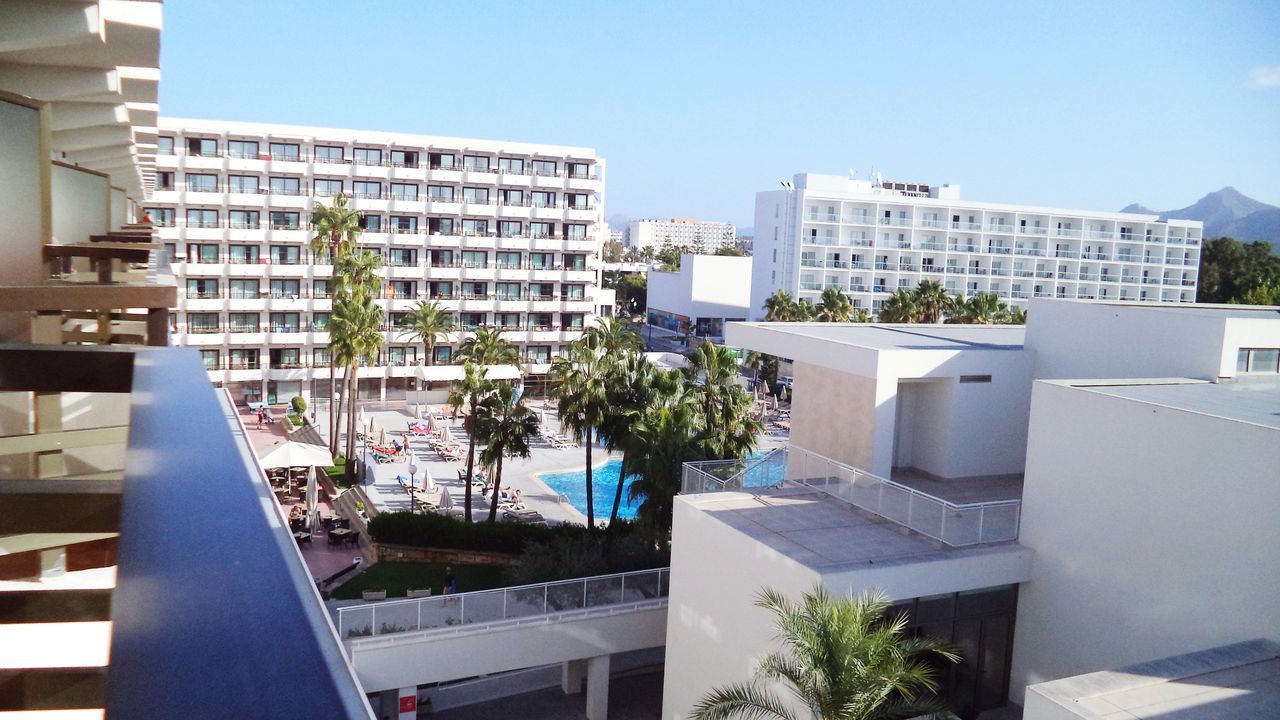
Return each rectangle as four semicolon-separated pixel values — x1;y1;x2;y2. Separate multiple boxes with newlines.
1028;639;1280;719
1040;298;1280;320
729;323;1025;352
682;486;1024;571
1069;379;1280;431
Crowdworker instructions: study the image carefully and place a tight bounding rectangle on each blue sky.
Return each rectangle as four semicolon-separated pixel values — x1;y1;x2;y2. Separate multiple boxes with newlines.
160;0;1280;228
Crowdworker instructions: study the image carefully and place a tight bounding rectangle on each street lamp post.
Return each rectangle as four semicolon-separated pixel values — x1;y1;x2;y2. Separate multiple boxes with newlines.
408;456;419;514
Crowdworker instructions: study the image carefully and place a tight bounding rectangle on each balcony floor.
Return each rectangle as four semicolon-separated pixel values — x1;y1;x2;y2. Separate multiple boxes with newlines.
889;468;1023;504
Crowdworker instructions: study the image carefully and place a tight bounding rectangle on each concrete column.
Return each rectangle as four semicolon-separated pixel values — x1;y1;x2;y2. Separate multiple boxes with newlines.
585;654;611;720
561;659;586;694
396;686;417;720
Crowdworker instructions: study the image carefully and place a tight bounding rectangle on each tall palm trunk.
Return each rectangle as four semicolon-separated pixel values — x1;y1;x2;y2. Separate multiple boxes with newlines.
345;365;358;480
463;399;477;523
330;365;346;457
608;454;628;525
328;362;338;455
584;428;594;527
487;455;504;522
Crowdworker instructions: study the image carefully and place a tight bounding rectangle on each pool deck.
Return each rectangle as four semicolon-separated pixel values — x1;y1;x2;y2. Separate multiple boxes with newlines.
317;401;789;527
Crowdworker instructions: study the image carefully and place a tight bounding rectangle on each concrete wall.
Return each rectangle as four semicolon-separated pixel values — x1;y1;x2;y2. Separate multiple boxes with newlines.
646;254;752;324
52;162;109;246
1008;381;1280;703
789;361;877;470
109;186;127;230
663;494;1033;720
0;97;47;341
662;495;822;720
749;190;789;321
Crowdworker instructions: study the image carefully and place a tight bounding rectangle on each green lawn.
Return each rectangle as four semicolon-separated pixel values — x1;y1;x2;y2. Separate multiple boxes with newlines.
330;562;508;600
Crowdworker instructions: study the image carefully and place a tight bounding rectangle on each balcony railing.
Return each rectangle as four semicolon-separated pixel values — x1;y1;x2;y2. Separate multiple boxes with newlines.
337;567;669;640
682;447;1020;547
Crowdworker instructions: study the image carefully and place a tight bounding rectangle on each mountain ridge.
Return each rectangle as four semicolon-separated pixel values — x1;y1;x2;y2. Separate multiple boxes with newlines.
1121;187;1280;253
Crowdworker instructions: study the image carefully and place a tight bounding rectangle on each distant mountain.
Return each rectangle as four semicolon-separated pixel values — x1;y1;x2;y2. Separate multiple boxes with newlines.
1122;187;1280;254
607;214;631;231
1119;203;1159;215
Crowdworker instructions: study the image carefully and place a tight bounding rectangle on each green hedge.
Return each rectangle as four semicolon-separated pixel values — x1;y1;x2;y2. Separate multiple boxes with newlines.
368;511;645;556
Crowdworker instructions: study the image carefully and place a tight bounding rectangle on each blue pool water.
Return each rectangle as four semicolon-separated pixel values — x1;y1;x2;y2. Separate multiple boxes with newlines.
539;451;780;523
540;459;639;521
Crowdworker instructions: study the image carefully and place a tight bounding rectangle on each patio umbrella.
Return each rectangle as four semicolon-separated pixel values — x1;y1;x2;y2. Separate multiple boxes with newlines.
378;428;387;448
258;441;334;470
357;407;367;436
305;466;319;530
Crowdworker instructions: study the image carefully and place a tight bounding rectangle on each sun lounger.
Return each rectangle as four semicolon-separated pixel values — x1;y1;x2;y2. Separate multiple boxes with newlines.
503;509;545;524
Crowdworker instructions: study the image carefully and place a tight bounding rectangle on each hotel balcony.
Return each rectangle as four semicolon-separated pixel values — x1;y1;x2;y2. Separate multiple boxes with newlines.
0;344;374;718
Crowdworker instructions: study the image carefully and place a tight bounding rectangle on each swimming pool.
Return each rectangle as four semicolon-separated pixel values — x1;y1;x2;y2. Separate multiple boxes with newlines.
539;459;639;521
537;450;781;523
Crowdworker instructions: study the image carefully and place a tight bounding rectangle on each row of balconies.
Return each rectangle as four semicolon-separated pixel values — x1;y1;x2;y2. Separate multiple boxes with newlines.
152;190;598;215
160;148;599;180
802;219;1201;245
802;267;1195;284
800;241;1197;263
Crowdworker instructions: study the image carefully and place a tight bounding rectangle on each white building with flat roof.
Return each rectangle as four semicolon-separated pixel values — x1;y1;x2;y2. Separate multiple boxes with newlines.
149;118;608;405
625;218;736;253
646;254;752;340
663;299;1280;720
750;174;1203;319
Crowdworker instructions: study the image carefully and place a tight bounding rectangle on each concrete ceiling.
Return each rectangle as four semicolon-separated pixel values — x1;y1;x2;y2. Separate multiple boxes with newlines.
0;0;163;201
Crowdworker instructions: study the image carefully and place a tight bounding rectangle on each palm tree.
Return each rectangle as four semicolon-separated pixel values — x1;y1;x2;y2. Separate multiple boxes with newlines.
475;384;540;522
399;299;454;367
952;292;1008;324
793;299;817;321
763;290;798;322
456;326;520;366
551;340;611;527
1007;306;1028;325
689;342;762;461
692;586;959;720
582;315;643;354
878;288;922;323
328;250;383;463
332;250;382;296
446;362;494;522
816;287;855;322
328;289;384;474
625;385;702;536
915;280;951;323
596;352;681;524
310;194;363;452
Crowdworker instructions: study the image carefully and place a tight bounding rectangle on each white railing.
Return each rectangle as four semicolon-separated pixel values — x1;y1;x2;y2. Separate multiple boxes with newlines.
682;447;1020;547
337;567;669;640
680;448;788;494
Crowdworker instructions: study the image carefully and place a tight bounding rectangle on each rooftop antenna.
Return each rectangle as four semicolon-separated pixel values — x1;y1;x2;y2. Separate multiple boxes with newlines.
874;171;884;187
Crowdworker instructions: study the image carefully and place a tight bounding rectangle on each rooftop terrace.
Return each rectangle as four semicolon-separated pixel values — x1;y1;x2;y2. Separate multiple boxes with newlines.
1069;378;1280;431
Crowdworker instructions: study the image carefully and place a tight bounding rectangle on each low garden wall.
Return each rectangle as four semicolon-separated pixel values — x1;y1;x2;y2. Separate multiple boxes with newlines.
374;542;520;567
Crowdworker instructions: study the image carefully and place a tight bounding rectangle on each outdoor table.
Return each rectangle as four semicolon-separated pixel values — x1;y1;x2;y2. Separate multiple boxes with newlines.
293;531;311;545
328;528;352;544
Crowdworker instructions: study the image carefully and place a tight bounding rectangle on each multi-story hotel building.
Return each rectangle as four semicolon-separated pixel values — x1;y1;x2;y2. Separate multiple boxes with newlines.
750;173;1203;319
624;217;736;253
148;118;609;405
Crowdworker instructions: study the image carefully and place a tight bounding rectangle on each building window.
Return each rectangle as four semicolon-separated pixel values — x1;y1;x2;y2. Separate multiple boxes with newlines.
185;209;218;229
500;189;525;206
390;150;419;168
200;349;220;371
313;280;330;299
269;245;301;265
229;279;259;299
354;147;381;166
228;244;260;264
186;173;218;192
270;279;301;299
313;348;331;366
530;222;554;239
1238;348;1280;373
429;217;454;235
229;349;259;370
157;136;174;155
531;191;556;208
428;185;454;202
228;313;259;333
566;193;590;210
270;176;300;196
562;284;585;300
391;183;418;201
564;224;587;240
462;251;487;269
499;221;523;239
186;137;217;157
357;214;382;232
462;187;490;205
526;346;552;363
532;159;558;177
186;278;219;298
269;142;300;161
354;181;381;199
269;211;300;230
390;216;418;234
228;175;260;194
495;282;521;300
388;249;417;267
429;152;455;170
228;140;259;159
498;157;526;174
314;178;343;197
156;171;174;191
433;345;452;364
462;155;491;172
462;219;489;237
495;252;522;270
563;254;587;271
313;145;344;163
529;252;553;270
311;312;330;331
146;207;175;227
186;312;220;334
567;162;590;179
229;210;260;230
269;312;301;333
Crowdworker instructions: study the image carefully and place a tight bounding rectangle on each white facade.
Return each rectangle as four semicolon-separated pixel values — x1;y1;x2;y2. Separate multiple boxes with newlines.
750;174;1203;320
666;299;1280;719
150;118;607;404
625;218;735;253
1010;377;1280;705
646;254;752;340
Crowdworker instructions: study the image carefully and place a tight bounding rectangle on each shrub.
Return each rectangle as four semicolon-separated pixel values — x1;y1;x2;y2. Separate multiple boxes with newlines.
507;532;670;586
291;395;307;416
367;512;656;558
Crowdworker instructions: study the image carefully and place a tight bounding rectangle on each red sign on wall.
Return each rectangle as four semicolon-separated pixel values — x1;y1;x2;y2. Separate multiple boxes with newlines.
399;695;416;713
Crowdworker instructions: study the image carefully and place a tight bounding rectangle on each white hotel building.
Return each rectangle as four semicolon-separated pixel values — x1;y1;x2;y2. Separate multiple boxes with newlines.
625;217;736;253
148;118;609;405
750;174;1203;319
